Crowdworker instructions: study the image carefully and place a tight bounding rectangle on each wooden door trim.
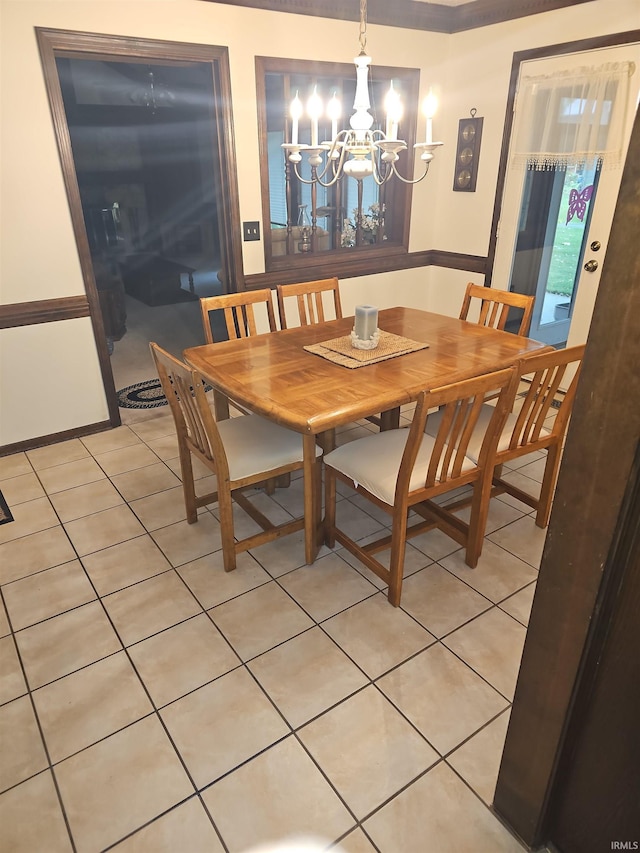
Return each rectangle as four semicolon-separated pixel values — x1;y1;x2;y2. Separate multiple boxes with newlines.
35;28;244;425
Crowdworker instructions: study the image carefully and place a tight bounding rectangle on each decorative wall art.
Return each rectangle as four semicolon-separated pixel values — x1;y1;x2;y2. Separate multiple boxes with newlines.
453;109;483;192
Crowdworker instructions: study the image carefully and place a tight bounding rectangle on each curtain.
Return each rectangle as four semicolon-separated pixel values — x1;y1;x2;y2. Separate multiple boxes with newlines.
512;61;636;169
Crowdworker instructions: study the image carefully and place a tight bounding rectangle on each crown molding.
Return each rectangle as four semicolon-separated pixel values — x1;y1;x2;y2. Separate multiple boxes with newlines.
196;0;595;33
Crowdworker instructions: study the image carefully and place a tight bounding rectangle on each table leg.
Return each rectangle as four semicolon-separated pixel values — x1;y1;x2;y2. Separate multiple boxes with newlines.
303;433;321;564
380;406;401;431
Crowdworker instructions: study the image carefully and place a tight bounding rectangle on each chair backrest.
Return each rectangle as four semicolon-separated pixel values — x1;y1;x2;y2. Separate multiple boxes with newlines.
276;277;342;329
149;342;230;481
200;289;277;344
400;367;517;496
506;344;585;452
460;282;535;336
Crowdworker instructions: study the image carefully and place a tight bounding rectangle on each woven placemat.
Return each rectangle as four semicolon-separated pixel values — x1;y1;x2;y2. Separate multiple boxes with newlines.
304;330;429;368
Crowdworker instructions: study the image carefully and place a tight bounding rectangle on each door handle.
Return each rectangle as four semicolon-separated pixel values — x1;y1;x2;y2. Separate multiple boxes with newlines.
584;259;598;273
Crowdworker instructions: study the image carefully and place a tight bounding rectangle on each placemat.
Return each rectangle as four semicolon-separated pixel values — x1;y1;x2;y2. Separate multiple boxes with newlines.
304;330;429;368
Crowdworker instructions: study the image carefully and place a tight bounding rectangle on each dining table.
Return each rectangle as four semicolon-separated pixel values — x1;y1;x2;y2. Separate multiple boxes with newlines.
184;306;549;564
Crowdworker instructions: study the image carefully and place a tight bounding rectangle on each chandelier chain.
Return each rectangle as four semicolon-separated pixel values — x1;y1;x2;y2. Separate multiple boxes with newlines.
359;0;367;54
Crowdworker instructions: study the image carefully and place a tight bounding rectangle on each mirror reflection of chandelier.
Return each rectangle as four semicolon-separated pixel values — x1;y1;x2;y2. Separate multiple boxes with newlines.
282;0;443;187
129;70;175;113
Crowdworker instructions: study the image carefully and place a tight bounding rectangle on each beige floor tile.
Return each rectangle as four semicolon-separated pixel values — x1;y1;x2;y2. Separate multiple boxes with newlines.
443;608;527;700
80;426;141;455
500;582;537;626
128;614;240;708
15;601;121;690
330;499;387;543
145;434;180;461
64;504;145;557
0;472;45;506
363;762;524;853
0;497;59;545
178;551;271;608
209;582;314;661
151;513;223;567
215;493;297;543
514;456;547;483
0;453;32;480
0;771;73;853
102;570;201;646
129;485;195;531
503;449;545;471
248;628;368;728
278;553;377;622
339;828;379;853
82;534;171;596
299;685;438;818
377;644;508;755
339;537;434;591
201;736;355;852
26;440;90;471
54;715;193;852
48;479;124;523
37;458;106;496
0;527;76;585
128;414;176;443
111;796;225;852
110;462;181;503
448;709;511;804
400;563;492;638
322;593;435;679
0;696;48;791
439;539;538;604
0;636;27;703
165;454;211;481
454;496;525;535
249;528;334;578
0;600;9;638
2;560;96;630
406;526;464;561
33;652;153;764
500;469;542;506
160;667;289;788
93;444;162;477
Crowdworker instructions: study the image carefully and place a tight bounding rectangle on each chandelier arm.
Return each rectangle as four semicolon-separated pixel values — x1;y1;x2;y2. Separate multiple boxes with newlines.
388;160;431;185
292;161;342;188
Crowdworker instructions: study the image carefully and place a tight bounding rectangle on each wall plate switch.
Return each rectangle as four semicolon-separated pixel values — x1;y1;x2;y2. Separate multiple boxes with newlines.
243;221;260;241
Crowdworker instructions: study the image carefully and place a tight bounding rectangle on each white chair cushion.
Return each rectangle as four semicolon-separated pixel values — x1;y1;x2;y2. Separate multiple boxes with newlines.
217;414;321;481
323;428;475;506
424;403;550;463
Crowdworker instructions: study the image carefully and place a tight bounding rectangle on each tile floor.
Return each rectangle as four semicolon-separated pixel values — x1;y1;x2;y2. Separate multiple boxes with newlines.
0;400;553;853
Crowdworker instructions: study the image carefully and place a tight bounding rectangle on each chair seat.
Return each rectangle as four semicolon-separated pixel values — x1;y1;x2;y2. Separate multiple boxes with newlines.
218;414;322;482
425;404;551;463
323;428;476;505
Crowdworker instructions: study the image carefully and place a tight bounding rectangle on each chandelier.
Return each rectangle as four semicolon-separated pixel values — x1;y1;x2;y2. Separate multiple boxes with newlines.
282;0;443;188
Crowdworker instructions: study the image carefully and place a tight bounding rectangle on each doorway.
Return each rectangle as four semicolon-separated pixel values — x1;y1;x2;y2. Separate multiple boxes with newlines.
36;29;245;426
492;42;640;353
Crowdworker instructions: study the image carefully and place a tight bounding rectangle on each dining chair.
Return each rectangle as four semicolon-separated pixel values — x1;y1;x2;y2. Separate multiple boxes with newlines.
323;366;518;606
200;288;277;344
425;344;585;529
460;282;535;336
150;342;322;572
276;277;342;329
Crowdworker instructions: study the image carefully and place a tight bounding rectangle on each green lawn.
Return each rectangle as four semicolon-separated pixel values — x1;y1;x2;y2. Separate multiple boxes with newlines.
546;174;593;296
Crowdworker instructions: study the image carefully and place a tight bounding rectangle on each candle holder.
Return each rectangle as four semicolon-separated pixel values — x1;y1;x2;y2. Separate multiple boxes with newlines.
350;329;380;350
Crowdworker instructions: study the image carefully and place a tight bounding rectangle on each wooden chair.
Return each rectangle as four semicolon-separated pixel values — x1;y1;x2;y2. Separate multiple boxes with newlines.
200;288;277;344
276;278;342;329
323;367;518;606
460;282;535;336
426;345;585;529
150;342;321;572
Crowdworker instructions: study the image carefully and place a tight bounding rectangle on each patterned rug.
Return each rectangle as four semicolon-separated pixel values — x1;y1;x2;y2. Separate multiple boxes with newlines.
0;490;14;525
117;378;169;409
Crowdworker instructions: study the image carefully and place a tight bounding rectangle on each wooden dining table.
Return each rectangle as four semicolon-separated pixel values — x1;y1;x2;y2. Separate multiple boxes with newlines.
184;306;549;563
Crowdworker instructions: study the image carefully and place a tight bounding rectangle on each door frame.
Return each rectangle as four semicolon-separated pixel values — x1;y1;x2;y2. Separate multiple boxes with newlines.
36;28;245;426
485;29;640;290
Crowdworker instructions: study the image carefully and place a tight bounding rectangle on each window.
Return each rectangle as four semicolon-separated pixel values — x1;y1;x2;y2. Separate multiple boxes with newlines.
256;57;420;275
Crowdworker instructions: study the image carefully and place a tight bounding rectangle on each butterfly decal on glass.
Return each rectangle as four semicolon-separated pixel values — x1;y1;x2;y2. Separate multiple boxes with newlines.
566;185;594;225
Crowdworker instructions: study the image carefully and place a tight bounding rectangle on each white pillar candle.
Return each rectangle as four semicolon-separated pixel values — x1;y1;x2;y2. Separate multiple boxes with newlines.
423;89;438;144
290;92;303;146
354;305;378;341
307;86;322;147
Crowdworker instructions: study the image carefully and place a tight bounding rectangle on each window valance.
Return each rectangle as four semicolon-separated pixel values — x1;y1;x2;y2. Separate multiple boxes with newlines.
512;60;636;169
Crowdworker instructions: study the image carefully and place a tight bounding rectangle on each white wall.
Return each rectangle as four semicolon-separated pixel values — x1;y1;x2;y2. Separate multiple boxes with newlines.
1;0;637;445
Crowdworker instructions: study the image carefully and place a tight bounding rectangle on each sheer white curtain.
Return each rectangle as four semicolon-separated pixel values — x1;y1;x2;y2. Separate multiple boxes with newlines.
512;60;636;169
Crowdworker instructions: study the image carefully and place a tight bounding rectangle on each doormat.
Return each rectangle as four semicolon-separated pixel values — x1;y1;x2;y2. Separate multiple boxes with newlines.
116;378;212;409
0;490;14;525
117;378;169;409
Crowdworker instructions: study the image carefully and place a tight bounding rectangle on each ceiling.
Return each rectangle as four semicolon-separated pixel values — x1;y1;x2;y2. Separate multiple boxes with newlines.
199;0;595;33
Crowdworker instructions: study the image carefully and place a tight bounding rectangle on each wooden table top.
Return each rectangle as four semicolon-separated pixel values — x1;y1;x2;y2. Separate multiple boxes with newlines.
184;307;548;435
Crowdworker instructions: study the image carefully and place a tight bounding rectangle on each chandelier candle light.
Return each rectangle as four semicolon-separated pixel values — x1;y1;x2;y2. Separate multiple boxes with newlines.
282;0;443;187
